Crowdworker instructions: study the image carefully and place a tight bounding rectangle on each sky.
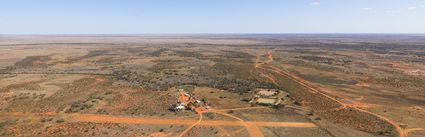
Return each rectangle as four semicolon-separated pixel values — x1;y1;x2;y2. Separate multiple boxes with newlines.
1;0;424;34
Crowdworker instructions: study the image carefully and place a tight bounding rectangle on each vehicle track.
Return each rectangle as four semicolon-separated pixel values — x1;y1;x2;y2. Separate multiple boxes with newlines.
177;112;203;137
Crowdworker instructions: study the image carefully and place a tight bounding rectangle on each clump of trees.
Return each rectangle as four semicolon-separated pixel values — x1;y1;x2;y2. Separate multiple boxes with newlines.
208;77;279;93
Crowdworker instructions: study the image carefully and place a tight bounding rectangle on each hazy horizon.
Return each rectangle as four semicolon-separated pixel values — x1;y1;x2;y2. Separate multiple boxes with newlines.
1;0;425;34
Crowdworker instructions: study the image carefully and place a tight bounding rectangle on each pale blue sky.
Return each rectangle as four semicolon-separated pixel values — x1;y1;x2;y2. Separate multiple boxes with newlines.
1;0;424;34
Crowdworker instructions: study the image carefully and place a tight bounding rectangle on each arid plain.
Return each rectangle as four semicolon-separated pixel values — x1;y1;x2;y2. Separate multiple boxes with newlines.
1;35;425;137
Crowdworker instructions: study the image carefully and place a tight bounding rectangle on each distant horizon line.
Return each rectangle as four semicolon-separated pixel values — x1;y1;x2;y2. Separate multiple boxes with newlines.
1;33;425;36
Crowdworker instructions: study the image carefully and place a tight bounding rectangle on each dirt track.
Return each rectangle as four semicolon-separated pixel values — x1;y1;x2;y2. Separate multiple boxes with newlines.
1;110;317;137
177;111;203;137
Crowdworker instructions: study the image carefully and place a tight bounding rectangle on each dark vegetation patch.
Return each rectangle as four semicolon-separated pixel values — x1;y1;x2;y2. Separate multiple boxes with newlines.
299;55;335;63
413;51;425;57
280;42;425;51
141;74;210;91
65;95;105;113
298;55;352;66
4;92;46;102
371;50;403;55
208;77;278;93
95;57;115;64
367;91;425;106
0;119;18;136
148;48;168;57
208;51;254;63
148;59;183;72
297;73;358;85
371;50;425;58
222;51;254;62
83;50;110;58
127;47;146;54
139;74;277;94
64;50;110;63
273;74;342;110
40;117;54;123
212;62;253;79
410;57;425;63
112;69;139;84
367;76;425;93
66;90;114;114
13;56;51;69
286;60;345;73
320;108;397;136
1;82;43;93
284;49;328;55
172;50;203;58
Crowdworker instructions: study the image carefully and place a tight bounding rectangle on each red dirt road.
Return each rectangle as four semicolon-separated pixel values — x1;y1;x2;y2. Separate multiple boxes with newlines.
1;111;316;137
